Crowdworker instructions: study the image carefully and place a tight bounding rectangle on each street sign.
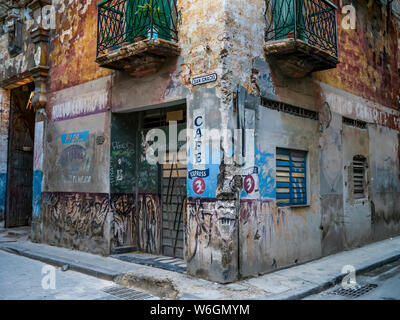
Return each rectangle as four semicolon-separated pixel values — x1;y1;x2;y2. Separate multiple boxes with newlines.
191;73;217;86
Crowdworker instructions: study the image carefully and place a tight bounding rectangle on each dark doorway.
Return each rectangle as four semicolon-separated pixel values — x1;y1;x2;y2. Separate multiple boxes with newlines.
135;105;187;258
5;82;35;228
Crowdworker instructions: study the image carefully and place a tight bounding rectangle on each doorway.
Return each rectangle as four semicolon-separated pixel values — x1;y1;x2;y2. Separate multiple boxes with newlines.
5;83;35;228
136;105;187;259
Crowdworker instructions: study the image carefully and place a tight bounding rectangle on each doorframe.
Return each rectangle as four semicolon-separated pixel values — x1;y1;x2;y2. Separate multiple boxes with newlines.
131;102;187;257
3;80;36;228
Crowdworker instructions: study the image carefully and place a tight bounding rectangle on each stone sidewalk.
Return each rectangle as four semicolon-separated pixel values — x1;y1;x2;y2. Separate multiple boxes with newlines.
0;227;399;299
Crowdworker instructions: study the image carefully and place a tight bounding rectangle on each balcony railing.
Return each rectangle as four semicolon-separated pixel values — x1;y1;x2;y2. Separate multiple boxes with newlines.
264;0;338;59
96;0;178;56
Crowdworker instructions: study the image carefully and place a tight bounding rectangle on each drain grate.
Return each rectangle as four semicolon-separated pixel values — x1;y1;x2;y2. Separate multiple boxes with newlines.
329;284;378;298
102;286;153;300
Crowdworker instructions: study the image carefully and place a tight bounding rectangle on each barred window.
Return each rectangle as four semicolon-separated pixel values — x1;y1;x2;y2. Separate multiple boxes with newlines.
276;148;307;206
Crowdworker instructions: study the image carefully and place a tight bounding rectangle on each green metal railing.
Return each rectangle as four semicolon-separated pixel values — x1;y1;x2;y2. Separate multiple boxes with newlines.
265;0;338;58
97;0;178;56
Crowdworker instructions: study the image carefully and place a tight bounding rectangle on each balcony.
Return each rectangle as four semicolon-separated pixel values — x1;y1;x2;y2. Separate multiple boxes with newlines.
264;0;339;78
95;0;180;77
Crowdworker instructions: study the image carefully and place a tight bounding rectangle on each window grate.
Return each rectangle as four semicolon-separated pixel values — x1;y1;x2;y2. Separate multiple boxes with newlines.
102;285;154;300
352;156;366;199
262;98;318;120
343;117;367;129
276;148;307;206
142;105;186;129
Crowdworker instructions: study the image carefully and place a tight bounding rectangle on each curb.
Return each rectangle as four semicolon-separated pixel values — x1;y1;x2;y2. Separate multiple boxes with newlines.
0;245;122;281
1;243;400;300
281;252;400;300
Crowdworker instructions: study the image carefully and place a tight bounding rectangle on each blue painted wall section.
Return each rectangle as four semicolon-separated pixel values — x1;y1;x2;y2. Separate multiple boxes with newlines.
61;131;90;145
0;173;6;219
257;148;276;199
32;170;43;218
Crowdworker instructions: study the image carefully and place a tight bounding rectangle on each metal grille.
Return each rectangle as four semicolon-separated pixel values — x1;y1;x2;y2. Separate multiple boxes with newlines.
142;105;186;129
343;117;367;129
102;285;154;300
353;156;366;199
261;98;318;120
97;0;179;56
276;148;307;206
264;0;338;58
161;153;186;259
328;284;378;298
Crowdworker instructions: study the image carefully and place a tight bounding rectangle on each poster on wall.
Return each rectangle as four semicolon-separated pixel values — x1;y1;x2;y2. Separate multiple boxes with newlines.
187;108;219;198
240;108;276;200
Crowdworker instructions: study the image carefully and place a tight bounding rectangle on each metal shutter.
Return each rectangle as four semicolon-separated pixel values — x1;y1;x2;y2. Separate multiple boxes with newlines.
276;148;307;206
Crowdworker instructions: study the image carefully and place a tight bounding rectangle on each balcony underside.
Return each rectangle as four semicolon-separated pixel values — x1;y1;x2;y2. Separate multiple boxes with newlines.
264;39;339;78
95;38;180;77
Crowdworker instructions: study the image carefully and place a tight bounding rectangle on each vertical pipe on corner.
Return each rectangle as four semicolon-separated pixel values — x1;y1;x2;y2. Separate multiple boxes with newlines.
293;0;297;41
96;4;100;56
150;0;154;39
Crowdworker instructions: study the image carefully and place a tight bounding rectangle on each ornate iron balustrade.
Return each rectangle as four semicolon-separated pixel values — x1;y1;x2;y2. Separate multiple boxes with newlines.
264;0;338;58
97;0;178;56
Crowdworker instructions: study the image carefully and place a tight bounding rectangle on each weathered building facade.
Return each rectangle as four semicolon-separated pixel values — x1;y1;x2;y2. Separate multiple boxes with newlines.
0;0;399;283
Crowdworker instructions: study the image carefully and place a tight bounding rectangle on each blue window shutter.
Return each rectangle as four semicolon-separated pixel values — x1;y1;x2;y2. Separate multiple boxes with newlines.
276;148;307;206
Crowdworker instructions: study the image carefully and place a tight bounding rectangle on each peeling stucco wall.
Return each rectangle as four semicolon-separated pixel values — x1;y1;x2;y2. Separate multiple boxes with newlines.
0;88;10;222
316;0;399;110
0;0;399;282
0;7;36;83
47;0;111;93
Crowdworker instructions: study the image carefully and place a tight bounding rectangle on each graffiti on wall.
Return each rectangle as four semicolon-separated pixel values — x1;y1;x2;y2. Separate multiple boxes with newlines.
137;194;161;254
110;193;136;248
110;140;135;192
138;130;159;193
185;198;215;263
42;192;110;254
110;113;137;193
185;197;238;279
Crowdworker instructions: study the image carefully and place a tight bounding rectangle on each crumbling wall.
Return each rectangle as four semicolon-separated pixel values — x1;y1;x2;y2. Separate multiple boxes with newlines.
47;0;111;93
316;0;399;110
369;125;400;240
342;123;371;248
219;0;400;279
41;76;112;254
0;6;36;84
239;106;322;277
